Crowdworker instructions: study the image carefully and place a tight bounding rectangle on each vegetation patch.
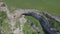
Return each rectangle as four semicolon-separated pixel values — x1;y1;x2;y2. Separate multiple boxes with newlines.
0;11;11;34
23;23;32;34
23;16;45;34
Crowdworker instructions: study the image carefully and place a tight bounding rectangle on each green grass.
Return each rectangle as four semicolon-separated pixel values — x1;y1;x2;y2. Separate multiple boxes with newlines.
24;16;45;34
23;23;39;34
0;11;7;25
0;11;11;34
0;11;7;19
3;0;60;17
23;23;32;34
25;16;40;26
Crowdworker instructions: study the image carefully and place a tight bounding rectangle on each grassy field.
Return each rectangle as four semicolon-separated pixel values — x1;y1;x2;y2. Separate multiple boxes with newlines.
3;0;60;17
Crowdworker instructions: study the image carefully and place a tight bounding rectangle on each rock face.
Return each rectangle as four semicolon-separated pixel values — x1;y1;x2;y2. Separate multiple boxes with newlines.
24;12;60;34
